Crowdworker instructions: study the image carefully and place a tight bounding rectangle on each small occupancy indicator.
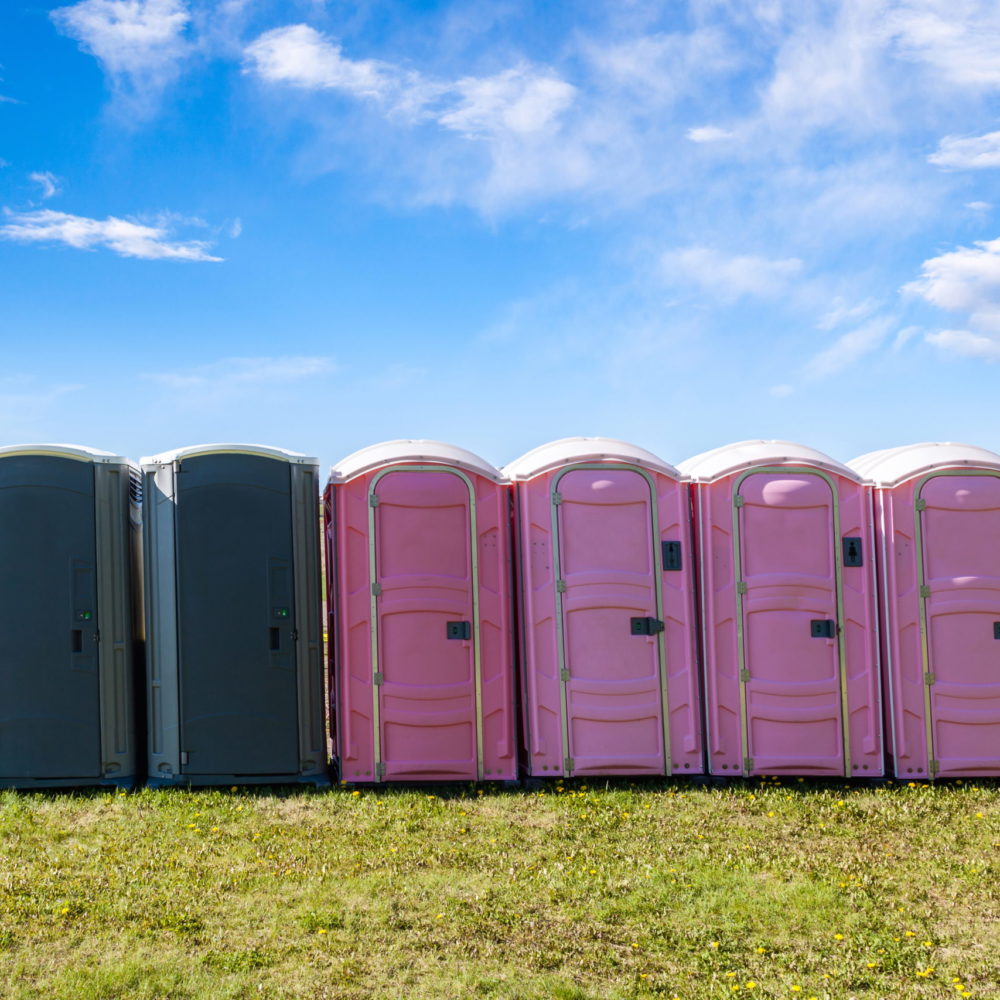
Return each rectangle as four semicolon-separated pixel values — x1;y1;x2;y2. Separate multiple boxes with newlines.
273;607;290;618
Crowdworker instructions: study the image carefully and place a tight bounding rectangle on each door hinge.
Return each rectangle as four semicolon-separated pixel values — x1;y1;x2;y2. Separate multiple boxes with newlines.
743;757;753;774
372;582;382;597
736;581;748;594
375;762;386;778
919;585;930;598
556;579;567;593
924;672;935;686
915;498;927;511
369;494;380;508
734;495;745;508
180;751;189;765
373;671;384;686
552;492;564;506
560;668;570;682
739;669;751;683
563;757;573;773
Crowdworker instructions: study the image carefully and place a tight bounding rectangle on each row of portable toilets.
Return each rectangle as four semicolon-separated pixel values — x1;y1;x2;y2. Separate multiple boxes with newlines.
1;437;999;789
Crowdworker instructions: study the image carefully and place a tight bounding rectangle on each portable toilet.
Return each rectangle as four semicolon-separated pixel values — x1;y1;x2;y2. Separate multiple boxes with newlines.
142;444;326;786
680;441;882;778
849;443;1000;779
502;438;703;778
327;440;516;783
0;444;139;788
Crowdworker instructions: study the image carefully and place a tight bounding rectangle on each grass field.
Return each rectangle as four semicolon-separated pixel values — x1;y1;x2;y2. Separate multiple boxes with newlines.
0;778;997;999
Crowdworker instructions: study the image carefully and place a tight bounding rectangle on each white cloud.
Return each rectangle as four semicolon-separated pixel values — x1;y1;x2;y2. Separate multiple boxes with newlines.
242;24;398;100
817;297;878;330
51;0;191;112
28;171;61;199
801;316;895;379
928;130;1000;169
660;246;803;300
966;200;992;212
147;355;335;401
904;237;1000;358
769;383;795;397
924;328;1000;359
0;209;222;261
686;125;735;142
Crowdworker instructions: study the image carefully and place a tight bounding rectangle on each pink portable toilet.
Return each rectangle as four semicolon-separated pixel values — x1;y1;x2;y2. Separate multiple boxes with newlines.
680;441;882;778
326;441;516;783
849;443;1000;779
502;438;703;778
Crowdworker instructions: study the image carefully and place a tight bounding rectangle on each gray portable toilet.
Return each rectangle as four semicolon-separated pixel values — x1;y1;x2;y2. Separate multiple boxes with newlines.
0;444;139;788
142;444;326;786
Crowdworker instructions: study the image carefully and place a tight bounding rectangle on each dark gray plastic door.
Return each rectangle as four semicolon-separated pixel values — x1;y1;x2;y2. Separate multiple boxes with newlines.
176;454;298;776
0;456;100;778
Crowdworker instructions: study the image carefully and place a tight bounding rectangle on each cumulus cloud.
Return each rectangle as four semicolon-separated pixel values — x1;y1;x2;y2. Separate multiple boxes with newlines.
928;130;1000;169
660;246;803;300
0;209;222;261
51;0;191;112
28;172;61;199
904;237;1000;358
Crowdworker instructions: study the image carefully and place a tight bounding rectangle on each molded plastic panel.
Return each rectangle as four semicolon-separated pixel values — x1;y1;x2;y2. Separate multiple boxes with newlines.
176;454;299;776
738;473;844;774
375;470;478;780
557;469;665;775
920;475;1000;775
0;456;101;778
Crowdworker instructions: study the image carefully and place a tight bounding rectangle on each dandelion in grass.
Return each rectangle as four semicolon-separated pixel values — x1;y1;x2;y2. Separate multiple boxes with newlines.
833;933;844;940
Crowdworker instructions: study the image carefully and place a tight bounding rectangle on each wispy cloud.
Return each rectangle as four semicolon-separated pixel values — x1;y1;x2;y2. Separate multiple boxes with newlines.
801;316;896;379
51;0;191;115
660;246;803;301
928;130;1000;170
0;209;222;261
28;171;61;199
903;236;1000;358
146;355;336;404
686;125;734;143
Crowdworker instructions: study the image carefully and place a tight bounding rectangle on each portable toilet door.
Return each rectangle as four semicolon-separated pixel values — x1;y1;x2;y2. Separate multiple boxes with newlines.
849;443;1000;779
0;445;138;788
680;441;883;778
142;444;326;786
502;438;702;779
327;440;516;783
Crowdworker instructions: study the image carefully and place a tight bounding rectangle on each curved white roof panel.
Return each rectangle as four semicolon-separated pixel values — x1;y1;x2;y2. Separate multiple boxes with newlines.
502;437;680;481
142;443;317;466
330;440;503;484
0;443;127;464
847;442;1000;486
678;439;862;484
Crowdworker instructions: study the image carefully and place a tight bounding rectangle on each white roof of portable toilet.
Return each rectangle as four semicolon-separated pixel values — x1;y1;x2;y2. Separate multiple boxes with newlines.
0;443;128;464
678;440;862;484
330;440;503;484
501;437;680;481
141;443;318;466
847;442;1000;486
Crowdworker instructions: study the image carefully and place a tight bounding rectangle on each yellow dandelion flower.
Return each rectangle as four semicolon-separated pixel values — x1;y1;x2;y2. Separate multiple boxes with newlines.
791;987;802;993
833;933;844;940
756;946;766;954
436;913;444;919
745;981;757;990
709;941;719;948
904;931;916;937
351;790;361;797
317;928;327;935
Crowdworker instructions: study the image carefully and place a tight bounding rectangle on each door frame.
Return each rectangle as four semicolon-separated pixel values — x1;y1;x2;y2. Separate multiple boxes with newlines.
549;463;671;777
367;465;484;782
913;468;1000;777
731;466;851;777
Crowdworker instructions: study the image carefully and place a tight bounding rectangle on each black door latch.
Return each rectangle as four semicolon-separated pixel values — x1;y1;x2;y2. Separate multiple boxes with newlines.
630;617;664;636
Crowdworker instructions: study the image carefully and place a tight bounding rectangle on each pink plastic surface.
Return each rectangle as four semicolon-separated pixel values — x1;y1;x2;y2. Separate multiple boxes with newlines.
327;465;516;782
514;464;703;777
693;467;883;777
875;473;1000;777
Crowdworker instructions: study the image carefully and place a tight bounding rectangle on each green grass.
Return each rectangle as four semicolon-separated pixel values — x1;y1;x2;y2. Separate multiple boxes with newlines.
0;778;997;999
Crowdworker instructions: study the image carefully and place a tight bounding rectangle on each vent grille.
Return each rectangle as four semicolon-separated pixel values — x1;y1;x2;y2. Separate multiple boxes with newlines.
128;468;143;505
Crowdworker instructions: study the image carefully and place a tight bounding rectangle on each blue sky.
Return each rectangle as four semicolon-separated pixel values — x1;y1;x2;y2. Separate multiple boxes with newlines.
1;0;999;472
